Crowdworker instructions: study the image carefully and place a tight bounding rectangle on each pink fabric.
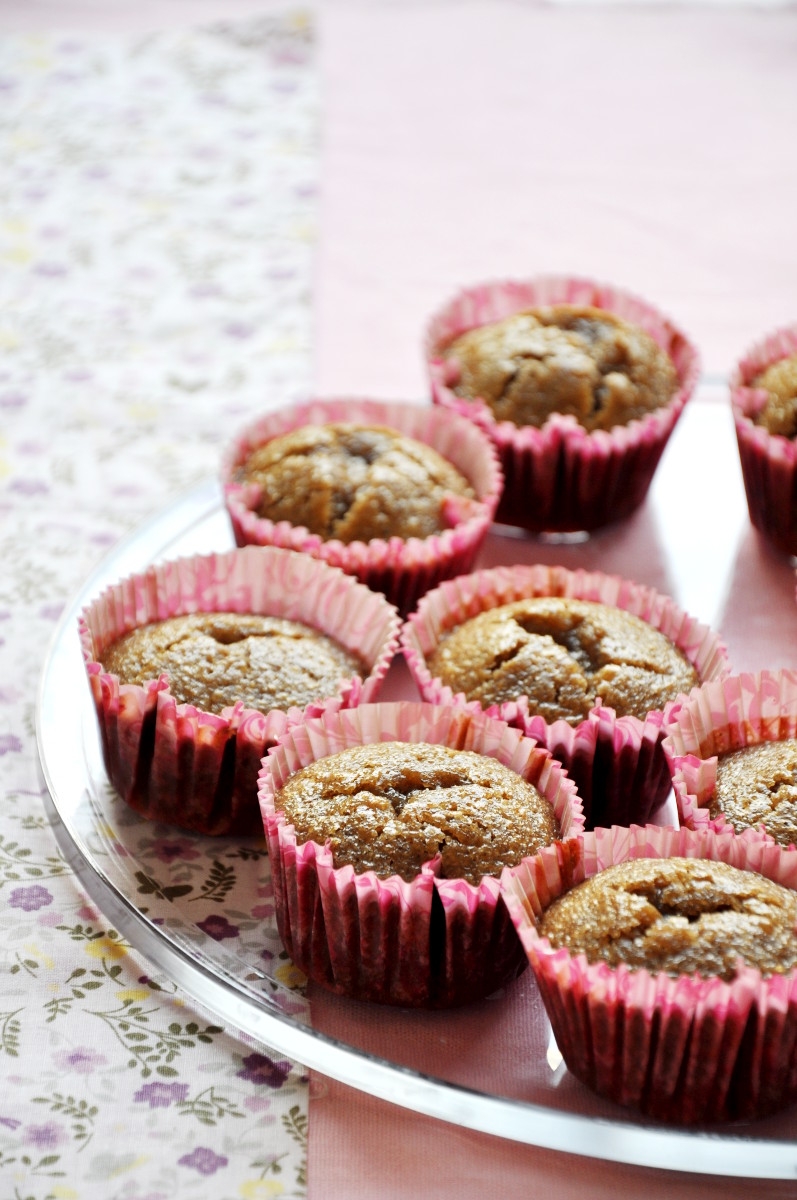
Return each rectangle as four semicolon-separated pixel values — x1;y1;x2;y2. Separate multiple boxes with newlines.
310;5;797;1196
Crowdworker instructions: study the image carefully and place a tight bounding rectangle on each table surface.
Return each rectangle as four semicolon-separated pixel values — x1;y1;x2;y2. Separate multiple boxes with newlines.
3;2;797;1198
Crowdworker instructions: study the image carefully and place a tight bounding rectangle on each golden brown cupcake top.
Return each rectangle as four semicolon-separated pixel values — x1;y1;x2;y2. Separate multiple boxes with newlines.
102;612;363;715
427;597;698;725
751;355;797;437
235;422;475;543
275;740;559;884
443;304;678;431
712;739;797;848
539;857;797;981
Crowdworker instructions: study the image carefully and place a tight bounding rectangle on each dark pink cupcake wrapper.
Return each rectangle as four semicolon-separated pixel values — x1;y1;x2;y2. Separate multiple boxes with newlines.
425;276;700;533
80;546;401;837
221;397;503;615
501;823;797;1124
662;669;797;844
258;701;584;1008
401;563;730;830
730;324;797;557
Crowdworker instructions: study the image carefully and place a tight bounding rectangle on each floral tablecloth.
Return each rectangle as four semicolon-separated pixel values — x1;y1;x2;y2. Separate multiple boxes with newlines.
0;13;317;1197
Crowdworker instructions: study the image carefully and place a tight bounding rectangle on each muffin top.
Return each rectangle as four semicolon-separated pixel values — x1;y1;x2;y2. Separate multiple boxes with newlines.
274;740;559;884
712;739;797;847
751;354;797;437
539;856;797;981
235;422;475;544
102;612;363;715
427;596;698;725
442;304;678;431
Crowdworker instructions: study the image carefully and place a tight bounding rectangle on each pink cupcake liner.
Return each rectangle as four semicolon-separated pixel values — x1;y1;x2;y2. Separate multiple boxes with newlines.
501;823;797;1124
258;700;584;1008
401;563;730;829
662;669;797;845
221;397;503;616
425;276;700;533
80;546;401;837
730;323;797;558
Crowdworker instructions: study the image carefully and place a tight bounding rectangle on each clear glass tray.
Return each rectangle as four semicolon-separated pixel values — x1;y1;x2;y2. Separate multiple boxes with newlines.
35;390;797;1180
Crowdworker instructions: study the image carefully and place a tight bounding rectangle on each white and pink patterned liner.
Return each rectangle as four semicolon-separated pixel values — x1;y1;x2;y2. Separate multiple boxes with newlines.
221;397;503;614
258;701;585;1008
501;823;797;1124
662;669;797;842
80;546;401;837
425;276;701;533
729;324;797;557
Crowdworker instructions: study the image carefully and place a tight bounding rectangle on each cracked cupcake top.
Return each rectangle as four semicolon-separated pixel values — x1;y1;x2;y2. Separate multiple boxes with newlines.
442;304;678;431
274;740;559;884
539;857;797;981
102;612;363;715
711;739;797;847
427;597;698;725
235;421;475;543
751;355;797;437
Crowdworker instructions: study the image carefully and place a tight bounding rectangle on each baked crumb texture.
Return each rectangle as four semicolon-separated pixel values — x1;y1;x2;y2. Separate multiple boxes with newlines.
501;832;797;1123
712;739;797;847
540;856;797;981
237;422;474;544
428;597;698;726
103;611;364;716
275;740;559;885
752;354;797;436
445;305;678;432
731;328;797;556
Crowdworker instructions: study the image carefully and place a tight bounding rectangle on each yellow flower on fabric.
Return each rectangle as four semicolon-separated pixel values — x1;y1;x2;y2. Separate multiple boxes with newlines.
240;1181;284;1199
24;944;53;970
127;402;159;422
0;329;19;350
85;936;126;960
3;245;33;265
51;1188;80;1200
2;219;30;237
115;987;150;1003
274;962;306;989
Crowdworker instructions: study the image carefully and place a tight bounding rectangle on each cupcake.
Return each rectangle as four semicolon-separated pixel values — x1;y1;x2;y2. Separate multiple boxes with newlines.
730;325;797;557
426;277;700;533
258;701;584;1008
221;398;503;615
401;563;730;828
79;546;401;836
501;824;797;1124
662;669;797;847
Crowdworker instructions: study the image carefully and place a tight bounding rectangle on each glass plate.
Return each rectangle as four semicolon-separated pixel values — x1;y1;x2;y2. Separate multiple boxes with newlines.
35;400;797;1178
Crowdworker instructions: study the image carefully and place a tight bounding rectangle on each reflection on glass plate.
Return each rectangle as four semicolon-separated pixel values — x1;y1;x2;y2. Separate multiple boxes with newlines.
36;479;797;1180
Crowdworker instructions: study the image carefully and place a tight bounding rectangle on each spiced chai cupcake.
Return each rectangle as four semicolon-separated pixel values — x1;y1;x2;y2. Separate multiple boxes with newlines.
401;563;729;828
222;398;502;615
80;547;400;836
258;701;584;1008
731;324;797;557
501;824;797;1125
426;276;699;534
663;669;797;847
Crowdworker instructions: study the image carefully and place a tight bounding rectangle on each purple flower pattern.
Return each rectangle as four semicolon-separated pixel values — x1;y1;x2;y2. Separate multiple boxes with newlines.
178;1146;229;1176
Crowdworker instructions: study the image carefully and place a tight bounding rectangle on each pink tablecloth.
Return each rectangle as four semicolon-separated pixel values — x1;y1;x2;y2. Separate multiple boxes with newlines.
309;4;797;1198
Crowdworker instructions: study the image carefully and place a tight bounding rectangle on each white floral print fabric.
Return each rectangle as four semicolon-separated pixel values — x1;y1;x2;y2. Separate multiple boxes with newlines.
0;13;317;1197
